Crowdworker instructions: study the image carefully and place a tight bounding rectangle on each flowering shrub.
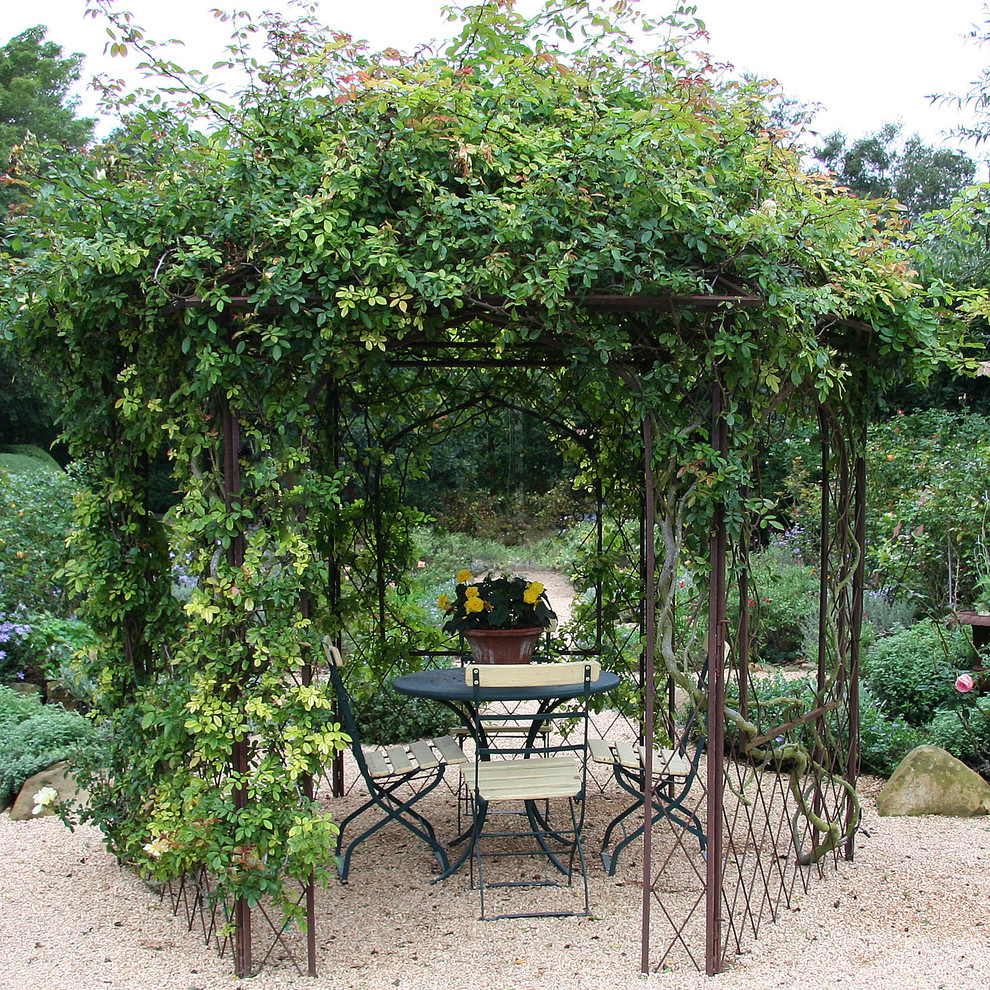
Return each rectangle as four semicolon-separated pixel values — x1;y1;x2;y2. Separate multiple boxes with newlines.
929;663;990;775
861;620;970;727
0;610;34;683
439;569;556;634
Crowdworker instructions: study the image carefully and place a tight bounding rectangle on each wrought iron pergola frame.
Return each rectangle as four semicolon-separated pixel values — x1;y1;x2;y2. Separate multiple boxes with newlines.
165;283;866;977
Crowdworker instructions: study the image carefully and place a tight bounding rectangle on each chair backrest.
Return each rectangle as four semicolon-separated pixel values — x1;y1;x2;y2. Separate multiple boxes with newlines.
464;660;601;689
467;661;596;773
321;637;364;758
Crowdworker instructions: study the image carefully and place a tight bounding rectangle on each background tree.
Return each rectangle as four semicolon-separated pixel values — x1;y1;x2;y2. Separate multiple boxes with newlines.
1;25;94;453
1;25;94;208
813;123;976;217
811;124;988;413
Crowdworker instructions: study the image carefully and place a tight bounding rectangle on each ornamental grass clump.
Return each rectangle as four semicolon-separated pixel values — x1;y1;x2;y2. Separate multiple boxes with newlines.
439;569;556;633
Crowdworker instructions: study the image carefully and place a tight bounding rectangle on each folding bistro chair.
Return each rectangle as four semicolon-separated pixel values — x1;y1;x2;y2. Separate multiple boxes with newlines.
461;660;598;920
449;670;552;832
321;638;467;880
590;721;706;876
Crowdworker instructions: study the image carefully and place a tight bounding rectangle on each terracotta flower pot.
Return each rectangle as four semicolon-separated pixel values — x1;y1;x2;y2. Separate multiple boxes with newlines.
463;627;544;664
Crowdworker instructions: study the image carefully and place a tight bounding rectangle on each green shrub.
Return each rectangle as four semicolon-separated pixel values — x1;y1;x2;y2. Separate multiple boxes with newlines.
928;705;990;777
865;410;990;611
351;686;458;747
0;464;80;615
0;704;96;806
861;620;970;727
857;687;929;776
745;547;819;665
862;590;917;639
24;613;96;697
0;684;43;729
0;446;60;473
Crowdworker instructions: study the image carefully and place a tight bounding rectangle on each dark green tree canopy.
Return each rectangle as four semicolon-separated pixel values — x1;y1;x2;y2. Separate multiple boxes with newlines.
1;24;95;451
814;123;976;217
1;25;95;203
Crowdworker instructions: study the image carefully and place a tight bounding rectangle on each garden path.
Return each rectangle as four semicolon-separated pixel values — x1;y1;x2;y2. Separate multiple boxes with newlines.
2;572;989;988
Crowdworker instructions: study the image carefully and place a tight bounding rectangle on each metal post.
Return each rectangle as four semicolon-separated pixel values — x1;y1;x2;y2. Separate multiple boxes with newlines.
328;382;346;799
705;381;728;976
846;450;866;860
640;413;656;974
737;511;750;721
817;409;831;691
221;397;251;979
299;582;318;975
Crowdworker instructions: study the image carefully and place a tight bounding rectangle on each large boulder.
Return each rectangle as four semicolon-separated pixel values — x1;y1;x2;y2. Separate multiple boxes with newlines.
878;745;990;817
9;762;88;821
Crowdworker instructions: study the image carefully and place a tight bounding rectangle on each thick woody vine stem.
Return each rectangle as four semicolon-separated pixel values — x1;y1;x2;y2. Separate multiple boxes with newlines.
650;457;862;864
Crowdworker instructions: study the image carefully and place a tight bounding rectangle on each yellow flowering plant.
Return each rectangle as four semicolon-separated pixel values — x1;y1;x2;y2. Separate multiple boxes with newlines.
439;569;556;633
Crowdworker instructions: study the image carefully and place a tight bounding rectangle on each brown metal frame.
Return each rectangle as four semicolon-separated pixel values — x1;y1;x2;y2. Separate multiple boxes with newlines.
634;387;866;974
158;288;868;977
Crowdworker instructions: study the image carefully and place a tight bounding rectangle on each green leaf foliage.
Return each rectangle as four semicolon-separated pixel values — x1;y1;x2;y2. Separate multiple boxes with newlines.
0;700;95;806
861;619;971;727
0;0;961;926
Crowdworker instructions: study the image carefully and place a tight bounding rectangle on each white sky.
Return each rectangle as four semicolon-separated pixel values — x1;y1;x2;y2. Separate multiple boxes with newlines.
5;0;989;152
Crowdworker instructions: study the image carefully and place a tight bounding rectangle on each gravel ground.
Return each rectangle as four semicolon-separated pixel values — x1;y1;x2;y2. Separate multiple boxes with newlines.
3;782;989;990
3;571;989;989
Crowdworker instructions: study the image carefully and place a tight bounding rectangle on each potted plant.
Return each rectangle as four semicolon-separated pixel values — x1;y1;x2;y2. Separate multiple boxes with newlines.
438;569;556;664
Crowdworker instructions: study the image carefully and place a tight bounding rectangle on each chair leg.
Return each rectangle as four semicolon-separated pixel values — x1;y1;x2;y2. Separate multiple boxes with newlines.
600;798;645;875
473;796;588;920
525;800;575;876
336;771;450;880
470;799;490;918
600;771;707;875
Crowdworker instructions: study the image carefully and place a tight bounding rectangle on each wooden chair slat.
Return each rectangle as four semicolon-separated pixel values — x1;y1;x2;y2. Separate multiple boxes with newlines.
614;739;639;769
385;746;415;774
432;734;469;765
408;739;438;769
363;749;391;778
464;660;601;688
588;738;613;764
637;745;691;777
466;758;581;801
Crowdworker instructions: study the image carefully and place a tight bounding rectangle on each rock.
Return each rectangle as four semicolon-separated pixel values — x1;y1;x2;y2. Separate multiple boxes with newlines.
2;681;43;701
45;681;80;709
9;762;89;821
877;745;990;817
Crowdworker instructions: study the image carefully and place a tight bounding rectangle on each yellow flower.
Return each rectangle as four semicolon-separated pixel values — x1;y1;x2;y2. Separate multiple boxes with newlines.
465;596;486;613
464;586;479;598
523;581;544;604
456;569;473;583
438;594;451;611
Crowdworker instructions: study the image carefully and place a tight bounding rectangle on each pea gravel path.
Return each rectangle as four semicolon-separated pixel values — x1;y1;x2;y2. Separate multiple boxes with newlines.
3;781;989;990
2;571;988;988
